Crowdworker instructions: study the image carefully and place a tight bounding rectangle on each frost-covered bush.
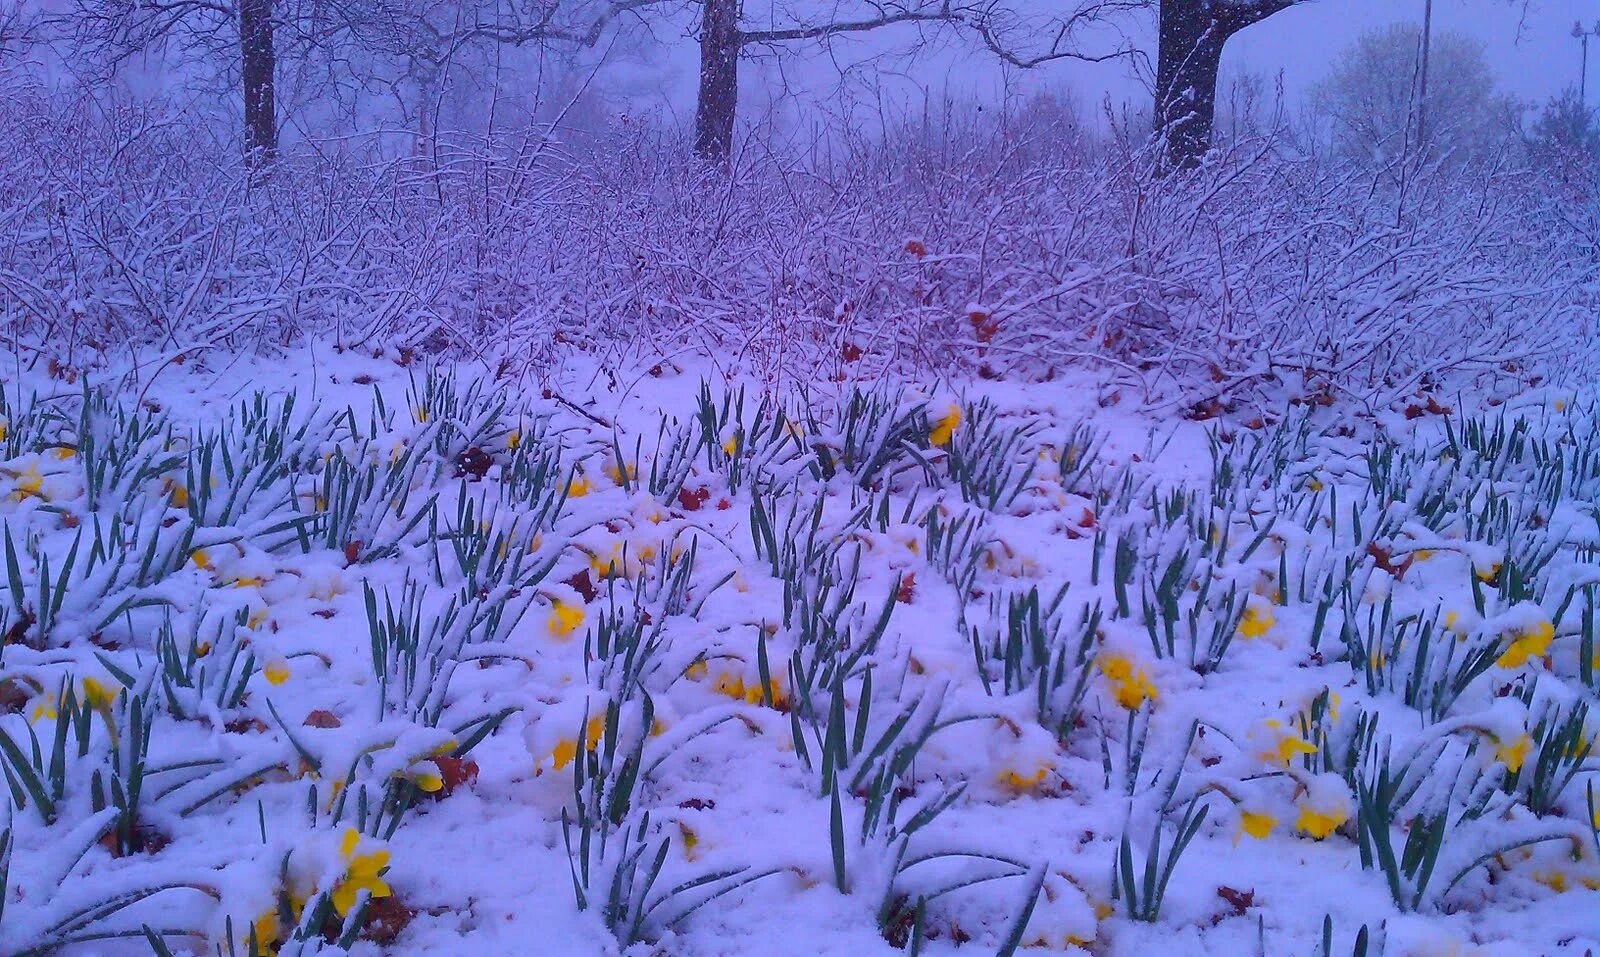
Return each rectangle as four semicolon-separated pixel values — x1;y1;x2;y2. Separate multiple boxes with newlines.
0;74;1593;410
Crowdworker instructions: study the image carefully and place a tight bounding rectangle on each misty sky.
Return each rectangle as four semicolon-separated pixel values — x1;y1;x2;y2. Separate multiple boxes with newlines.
982;0;1600;109
711;0;1600;136
1222;0;1596;106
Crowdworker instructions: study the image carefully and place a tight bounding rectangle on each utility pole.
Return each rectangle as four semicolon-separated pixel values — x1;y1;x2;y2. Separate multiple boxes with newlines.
1416;0;1433;143
1576;21;1600;105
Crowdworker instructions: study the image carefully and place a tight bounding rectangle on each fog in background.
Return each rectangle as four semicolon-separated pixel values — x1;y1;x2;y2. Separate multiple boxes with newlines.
551;0;1600;142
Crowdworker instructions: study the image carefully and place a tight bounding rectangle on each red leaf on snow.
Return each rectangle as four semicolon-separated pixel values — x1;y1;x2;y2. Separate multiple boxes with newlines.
1215;886;1255;923
896;573;916;604
1366;542;1414;580
0;679;30;714
430;755;479;797
564;568;598;603
454;446;493;480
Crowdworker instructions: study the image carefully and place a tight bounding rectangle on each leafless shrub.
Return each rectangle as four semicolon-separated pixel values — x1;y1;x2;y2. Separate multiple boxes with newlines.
0;76;1591;408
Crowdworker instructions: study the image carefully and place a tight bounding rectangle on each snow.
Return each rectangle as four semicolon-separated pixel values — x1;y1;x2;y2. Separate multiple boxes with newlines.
2;352;1600;957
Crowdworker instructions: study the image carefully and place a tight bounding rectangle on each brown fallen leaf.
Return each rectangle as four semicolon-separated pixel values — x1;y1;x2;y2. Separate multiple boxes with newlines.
1216;886;1255;921
303;710;342;728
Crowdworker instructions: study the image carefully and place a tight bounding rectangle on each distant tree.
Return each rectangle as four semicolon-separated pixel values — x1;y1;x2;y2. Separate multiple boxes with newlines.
1150;2;1548;168
962;0;1312;168
57;0;282;160
1314;22;1517;162
53;0;635;162
1527;87;1600;163
240;0;274;156
691;0;1133;163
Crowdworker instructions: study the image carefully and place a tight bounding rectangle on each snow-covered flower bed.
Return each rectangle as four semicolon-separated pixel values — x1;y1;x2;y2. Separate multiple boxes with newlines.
2;361;1599;956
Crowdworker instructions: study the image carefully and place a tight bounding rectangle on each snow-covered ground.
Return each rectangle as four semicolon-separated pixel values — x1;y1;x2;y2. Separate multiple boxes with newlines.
3;352;1599;957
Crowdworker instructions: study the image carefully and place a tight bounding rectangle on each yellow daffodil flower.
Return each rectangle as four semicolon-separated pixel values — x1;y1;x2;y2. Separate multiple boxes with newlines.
330;828;392;917
1497;619;1554;669
551;714;606;770
999;764;1051;792
1238;602;1275;639
679;821;701;860
13;462;43;501
263;659;290;686
566;475;591;498
713;671;744;698
1260;727;1318;767
81;677;116;712
309;579;342;602
403;763;444;793
248;909;280;956
548;599;584;638
158;476;191;508
748;676;787;708
589;547;619;579
1098;654;1158;710
28;693;57;723
928;405;961;446
1494;734;1532;773
710;671;787;709
1238;809;1276;842
1294;800;1347;840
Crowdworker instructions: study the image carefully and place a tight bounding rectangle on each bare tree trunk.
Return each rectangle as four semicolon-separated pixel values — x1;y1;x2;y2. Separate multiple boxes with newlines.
694;0;739;162
1156;3;1222;168
240;0;276;161
1156;0;1293;168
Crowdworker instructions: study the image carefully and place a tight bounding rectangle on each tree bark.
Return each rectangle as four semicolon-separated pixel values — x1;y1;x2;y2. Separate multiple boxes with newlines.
1156;1;1294;168
1156;3;1223;168
240;0;276;161
694;0;739;162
